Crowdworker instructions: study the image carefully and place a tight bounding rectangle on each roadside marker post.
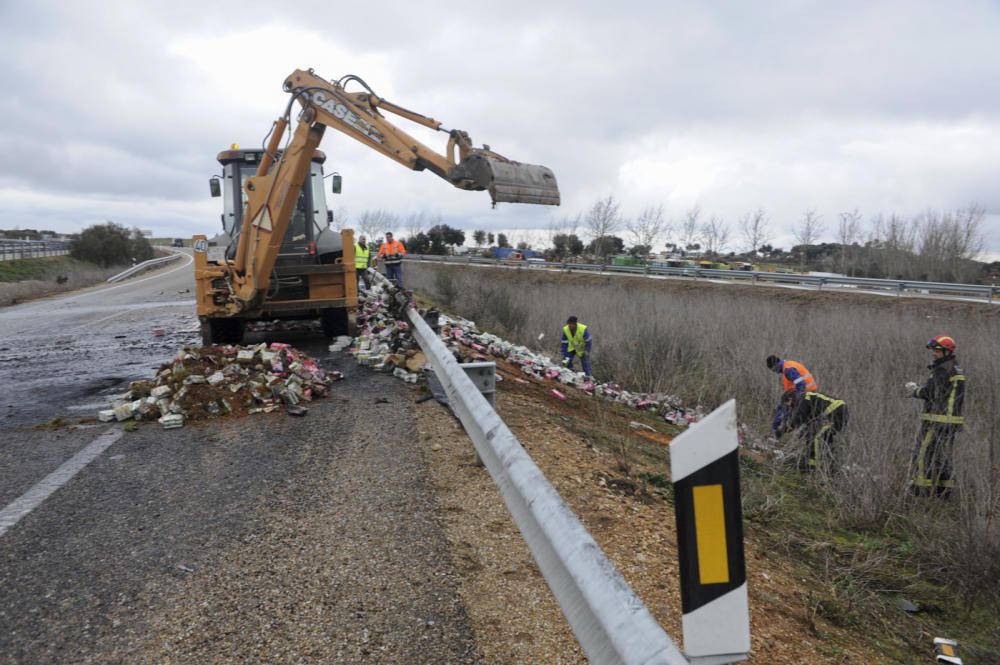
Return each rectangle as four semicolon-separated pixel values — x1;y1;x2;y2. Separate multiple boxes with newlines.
670;399;750;664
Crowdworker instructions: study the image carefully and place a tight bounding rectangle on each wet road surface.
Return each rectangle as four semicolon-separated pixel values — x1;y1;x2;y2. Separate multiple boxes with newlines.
0;251;201;430
0;261;479;663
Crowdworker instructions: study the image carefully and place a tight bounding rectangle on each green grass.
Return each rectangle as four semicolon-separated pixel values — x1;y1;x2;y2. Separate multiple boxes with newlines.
0;256;74;282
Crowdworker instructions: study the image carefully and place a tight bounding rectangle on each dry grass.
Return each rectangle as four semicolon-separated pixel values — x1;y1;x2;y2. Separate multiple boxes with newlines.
409;262;1000;657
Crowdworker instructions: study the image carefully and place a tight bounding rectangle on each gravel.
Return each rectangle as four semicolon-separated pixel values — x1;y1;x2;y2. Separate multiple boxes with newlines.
0;356;480;664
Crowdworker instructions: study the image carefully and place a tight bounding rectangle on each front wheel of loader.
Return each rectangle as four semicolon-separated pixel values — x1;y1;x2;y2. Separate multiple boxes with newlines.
320;308;349;338
200;317;245;345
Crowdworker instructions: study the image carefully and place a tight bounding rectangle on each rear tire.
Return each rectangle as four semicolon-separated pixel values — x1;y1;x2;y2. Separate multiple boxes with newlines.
200;317;245;345
320;308;349;338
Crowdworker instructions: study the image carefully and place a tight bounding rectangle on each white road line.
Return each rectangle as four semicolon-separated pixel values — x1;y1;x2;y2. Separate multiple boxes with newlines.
0;428;123;538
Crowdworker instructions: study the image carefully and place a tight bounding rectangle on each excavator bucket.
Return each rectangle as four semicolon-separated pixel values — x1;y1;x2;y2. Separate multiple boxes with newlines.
448;154;560;206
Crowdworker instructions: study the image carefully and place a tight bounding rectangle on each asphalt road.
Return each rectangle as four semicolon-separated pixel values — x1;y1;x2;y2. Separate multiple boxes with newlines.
0;259;479;664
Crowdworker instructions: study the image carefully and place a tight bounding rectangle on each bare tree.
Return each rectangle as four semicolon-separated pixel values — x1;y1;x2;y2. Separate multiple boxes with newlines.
625;205;669;251
794;209;825;247
837;208;862;276
357;209;398;240
868;213;915;279
584;195;622;240
402;210;440;241
949;204;986;267
739;208;769;255
330;206;350;232
700;216;730;256
915;204;986;282
547;213;582;245
679;206;702;250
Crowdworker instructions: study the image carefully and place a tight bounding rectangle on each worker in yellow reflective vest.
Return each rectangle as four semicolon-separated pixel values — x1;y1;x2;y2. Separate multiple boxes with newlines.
560;316;592;376
905;335;965;497
774;390;848;470
354;235;372;291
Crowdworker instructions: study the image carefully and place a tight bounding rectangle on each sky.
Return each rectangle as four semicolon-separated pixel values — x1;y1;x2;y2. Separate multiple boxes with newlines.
1;0;999;256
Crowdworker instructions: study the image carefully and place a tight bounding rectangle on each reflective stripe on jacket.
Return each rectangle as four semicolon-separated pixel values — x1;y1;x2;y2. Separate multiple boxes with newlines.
783;391;845;433
561;323;591;357
781;360;818;394
917;357;965;426
378;240;407;265
354;242;370;269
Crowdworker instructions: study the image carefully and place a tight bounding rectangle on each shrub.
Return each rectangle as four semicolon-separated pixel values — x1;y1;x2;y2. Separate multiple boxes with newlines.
71;223;153;267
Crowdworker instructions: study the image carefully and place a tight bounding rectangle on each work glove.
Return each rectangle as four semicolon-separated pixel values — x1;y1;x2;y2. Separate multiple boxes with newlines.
561;356;570;367
905;381;919;397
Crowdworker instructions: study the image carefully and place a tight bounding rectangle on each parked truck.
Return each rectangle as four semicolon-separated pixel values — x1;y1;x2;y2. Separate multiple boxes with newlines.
194;68;559;344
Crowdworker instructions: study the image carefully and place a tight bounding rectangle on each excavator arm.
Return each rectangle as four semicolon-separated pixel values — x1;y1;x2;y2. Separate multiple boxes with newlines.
228;67;559;308
283;69;560;205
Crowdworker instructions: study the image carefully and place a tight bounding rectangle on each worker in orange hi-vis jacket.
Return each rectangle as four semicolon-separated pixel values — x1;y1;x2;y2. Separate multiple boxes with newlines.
378;231;407;288
766;355;818;396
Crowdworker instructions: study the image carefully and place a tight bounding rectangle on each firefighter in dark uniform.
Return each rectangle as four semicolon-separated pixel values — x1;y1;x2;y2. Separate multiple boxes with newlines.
906;335;965;497
773;390;848;470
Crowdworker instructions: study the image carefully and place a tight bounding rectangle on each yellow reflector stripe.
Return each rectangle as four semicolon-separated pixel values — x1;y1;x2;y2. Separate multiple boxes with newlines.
941;644;955;656
693;484;729;584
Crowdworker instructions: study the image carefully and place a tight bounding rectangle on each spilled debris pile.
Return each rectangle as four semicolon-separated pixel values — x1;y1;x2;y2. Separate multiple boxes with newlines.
247;319;321;334
350;276;701;427
98;343;342;428
437;315;700;426
347;281;426;384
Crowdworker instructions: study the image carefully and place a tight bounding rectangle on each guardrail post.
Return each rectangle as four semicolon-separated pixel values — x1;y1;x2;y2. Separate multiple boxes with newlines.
671;400;750;664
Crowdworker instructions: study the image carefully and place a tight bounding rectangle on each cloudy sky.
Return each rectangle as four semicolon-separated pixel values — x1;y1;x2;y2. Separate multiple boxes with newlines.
2;0;999;254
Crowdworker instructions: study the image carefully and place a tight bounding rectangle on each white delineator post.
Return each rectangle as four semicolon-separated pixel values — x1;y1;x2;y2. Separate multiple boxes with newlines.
670;400;750;665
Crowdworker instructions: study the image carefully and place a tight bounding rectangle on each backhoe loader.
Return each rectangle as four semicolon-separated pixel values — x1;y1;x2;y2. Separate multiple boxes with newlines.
194;68;559;344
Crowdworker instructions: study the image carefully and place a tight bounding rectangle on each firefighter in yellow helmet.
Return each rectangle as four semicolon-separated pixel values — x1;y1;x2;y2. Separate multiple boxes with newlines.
905;335;965;497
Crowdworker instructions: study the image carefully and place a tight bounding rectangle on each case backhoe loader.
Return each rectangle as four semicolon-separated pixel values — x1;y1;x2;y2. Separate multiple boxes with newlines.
194;68;559;344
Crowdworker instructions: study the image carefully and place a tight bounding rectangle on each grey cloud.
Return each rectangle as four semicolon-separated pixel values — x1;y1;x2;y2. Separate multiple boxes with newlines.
2;0;999;253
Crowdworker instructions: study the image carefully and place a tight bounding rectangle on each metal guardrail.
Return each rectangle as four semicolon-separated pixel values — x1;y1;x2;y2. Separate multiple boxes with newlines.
395;280;690;665
0;240;72;262
106;253;182;283
405;254;1000;302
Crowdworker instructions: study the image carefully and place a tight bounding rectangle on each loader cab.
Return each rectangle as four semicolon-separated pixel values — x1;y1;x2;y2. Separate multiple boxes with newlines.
212;148;339;264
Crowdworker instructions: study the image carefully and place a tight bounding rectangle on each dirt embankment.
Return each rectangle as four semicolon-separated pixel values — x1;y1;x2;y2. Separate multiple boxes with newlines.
416;351;886;664
404;267;1000;662
0;257;122;306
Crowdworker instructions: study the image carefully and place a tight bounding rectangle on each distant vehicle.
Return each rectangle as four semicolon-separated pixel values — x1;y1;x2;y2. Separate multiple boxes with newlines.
171;238;184;247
